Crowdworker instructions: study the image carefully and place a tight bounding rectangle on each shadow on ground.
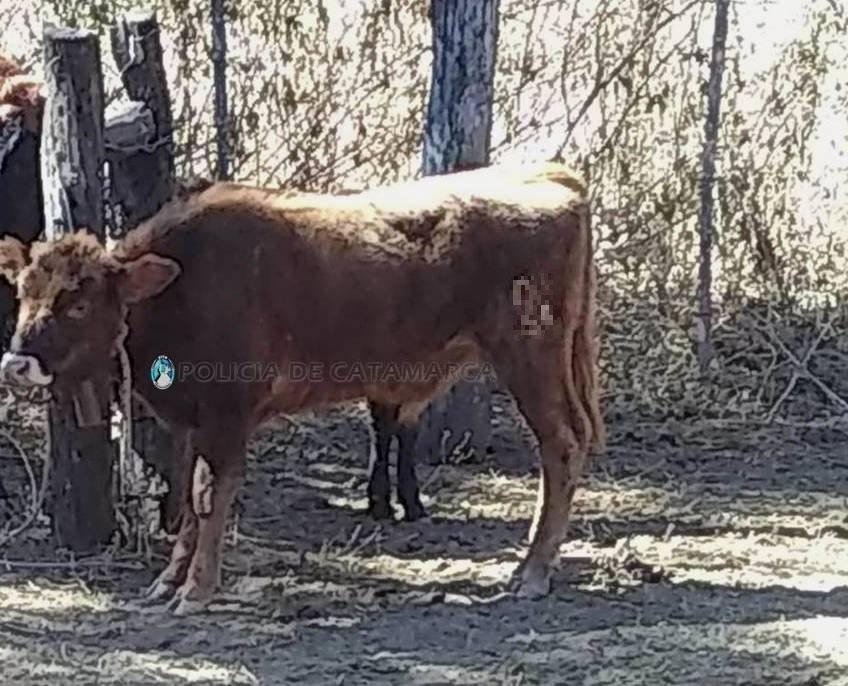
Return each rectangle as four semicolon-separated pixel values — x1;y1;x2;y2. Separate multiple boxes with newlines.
1;393;848;684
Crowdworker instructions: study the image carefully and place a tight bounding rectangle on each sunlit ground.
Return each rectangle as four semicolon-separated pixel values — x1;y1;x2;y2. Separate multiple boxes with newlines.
1;398;847;684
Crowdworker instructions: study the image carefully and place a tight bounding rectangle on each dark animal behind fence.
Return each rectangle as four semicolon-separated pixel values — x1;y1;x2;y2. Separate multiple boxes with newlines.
0;54;44;351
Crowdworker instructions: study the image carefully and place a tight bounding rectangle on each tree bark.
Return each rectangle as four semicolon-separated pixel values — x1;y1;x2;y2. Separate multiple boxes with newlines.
696;0;730;375
211;0;230;180
416;0;500;463
41;26;115;552
422;0;499;175
108;9;176;238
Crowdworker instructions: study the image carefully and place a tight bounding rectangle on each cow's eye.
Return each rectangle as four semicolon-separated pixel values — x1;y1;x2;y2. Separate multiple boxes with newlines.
67;300;90;320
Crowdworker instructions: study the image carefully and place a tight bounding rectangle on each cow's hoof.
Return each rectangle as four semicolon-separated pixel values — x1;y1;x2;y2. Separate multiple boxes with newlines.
145;577;177;602
401;500;427;522
170;595;210;616
517;575;550;599
509;563;550;599
166;583;213;616
367;500;395;520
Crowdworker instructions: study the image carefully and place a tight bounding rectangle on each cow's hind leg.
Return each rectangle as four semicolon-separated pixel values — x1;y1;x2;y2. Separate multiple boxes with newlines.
367;401;398;519
396;408;426;521
168;435;246;615
491;338;588;598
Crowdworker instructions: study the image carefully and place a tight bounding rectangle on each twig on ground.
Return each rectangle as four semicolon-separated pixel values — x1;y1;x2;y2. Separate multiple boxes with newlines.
0;557;145;571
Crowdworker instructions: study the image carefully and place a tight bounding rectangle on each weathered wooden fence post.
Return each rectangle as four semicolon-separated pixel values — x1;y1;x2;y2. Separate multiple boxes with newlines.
416;0;500;462
41;27;115;552
107;10;177;515
108;10;176;236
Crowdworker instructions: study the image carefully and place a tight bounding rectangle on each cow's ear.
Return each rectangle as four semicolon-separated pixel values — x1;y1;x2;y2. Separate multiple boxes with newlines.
118;253;181;303
0;235;28;284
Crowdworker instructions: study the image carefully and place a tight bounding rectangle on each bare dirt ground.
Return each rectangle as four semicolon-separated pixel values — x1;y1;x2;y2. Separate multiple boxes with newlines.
1;392;848;685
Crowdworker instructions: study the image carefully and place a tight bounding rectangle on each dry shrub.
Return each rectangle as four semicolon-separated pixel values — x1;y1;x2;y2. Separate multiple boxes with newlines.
0;0;846;429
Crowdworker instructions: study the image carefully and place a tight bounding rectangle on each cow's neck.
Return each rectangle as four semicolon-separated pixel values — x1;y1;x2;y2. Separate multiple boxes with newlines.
120;302;174;412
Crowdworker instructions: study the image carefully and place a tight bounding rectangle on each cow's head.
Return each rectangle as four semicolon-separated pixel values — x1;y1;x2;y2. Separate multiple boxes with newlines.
0;232;180;391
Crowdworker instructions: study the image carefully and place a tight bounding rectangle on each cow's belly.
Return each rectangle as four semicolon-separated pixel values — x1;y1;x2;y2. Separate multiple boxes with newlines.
252;335;483;425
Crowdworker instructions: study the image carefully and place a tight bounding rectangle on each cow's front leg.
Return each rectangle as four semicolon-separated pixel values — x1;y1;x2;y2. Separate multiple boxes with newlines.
146;509;198;600
145;428;196;601
168;453;243;615
160;428;194;535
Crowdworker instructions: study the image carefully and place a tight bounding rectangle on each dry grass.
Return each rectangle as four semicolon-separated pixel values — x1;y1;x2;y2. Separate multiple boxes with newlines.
0;393;847;684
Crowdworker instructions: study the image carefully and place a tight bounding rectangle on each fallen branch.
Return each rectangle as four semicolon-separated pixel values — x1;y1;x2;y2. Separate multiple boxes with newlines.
755;314;848;417
0;557;144;571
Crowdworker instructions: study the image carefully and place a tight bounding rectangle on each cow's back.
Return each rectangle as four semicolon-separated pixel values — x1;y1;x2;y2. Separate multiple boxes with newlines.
123;164;586;422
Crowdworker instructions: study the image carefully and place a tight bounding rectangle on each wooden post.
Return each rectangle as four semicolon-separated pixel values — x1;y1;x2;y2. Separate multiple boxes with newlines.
108;9;176;237
41;27;115;552
108;10;178;526
416;0;500;463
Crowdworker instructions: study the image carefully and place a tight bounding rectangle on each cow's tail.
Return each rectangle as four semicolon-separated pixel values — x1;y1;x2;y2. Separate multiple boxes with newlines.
570;202;605;456
544;166;604;458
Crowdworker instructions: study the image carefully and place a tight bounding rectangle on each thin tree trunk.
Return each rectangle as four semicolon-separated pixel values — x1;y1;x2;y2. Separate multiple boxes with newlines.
697;0;730;375
211;0;229;180
416;0;500;463
422;0;499;175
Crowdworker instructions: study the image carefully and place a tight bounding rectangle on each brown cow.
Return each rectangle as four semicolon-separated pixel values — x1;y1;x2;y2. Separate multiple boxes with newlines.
0;162;604;614
0;56;25;79
0;56;44;135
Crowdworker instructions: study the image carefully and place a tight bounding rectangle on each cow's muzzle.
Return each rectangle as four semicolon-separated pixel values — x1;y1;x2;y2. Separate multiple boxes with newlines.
0;352;54;387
